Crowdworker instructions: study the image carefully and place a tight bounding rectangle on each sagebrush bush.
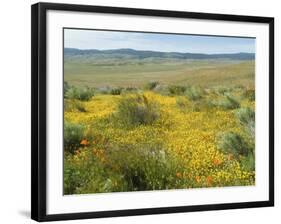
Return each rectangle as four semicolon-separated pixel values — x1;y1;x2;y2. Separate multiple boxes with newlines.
215;87;231;95
110;87;122;95
64;81;70;97
97;86;111;94
63;143;188;194
117;94;160;126
153;84;169;95
236;107;255;139
64;121;85;154
64;99;86;112
144;81;159;90
234;84;245;90
168;85;186;95
217;131;252;157
176;97;189;110
65;86;94;101
217;95;240;110
75;102;87;112
236;107;255;124
190;99;215;112
236;107;255;125
240;153;255;171
64;153;90;194
64;150;128;194
105;144;187;191
176;96;215;112
185;86;205;101
242;88;255;101
125;87;138;92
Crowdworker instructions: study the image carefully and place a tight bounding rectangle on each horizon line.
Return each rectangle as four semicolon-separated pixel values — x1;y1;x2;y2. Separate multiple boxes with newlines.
64;47;255;55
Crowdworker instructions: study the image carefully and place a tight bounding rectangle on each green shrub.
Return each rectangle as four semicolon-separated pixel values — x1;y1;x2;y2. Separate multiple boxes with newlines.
236;107;255;124
215;87;231;95
176;97;189;110
153;84;169;95
185;86;205;101
217;132;251;157
125;87;138;92
217;95;240;110
64;143;188;194
235;107;255;138
144;81;159;90
64;153;89;194
64;99;86;112
97;86;111;94
168;85;186;95
64;81;70;98
234;84;245;90
110;87;123;95
65;86;94;101
75;103;87;112
76;174;128;194
64;121;85;154
64;99;73;112
190;99;215;112
105;144;187;191
176;96;215;112
64;149;128;195
242;88;255;101
117;94;160;126
240;153;255;171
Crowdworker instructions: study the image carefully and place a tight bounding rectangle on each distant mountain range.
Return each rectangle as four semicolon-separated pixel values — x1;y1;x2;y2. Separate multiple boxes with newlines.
64;48;255;60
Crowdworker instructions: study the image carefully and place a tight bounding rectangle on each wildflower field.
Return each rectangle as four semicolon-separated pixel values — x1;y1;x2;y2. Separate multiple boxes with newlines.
63;59;255;194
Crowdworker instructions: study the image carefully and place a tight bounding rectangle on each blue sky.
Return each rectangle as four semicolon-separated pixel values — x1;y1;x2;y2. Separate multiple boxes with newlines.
64;29;255;54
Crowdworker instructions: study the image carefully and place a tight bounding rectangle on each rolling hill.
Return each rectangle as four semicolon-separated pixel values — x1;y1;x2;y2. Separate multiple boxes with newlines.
64;48;255;60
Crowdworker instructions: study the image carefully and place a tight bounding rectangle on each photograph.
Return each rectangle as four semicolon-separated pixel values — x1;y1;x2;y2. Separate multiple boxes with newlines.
63;29;256;195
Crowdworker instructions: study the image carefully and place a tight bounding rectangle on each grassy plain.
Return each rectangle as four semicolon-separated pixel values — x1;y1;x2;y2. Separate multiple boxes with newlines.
64;59;254;88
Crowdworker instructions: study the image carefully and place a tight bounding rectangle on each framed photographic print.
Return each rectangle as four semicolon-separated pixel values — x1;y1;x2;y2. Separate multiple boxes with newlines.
31;2;274;222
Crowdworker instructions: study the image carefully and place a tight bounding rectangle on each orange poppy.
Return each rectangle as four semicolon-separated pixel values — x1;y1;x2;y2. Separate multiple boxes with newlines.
213;158;222;166
206;176;212;186
176;172;182;178
80;139;89;146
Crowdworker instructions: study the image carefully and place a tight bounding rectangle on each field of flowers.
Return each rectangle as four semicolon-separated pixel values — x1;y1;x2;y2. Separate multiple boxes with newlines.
64;84;255;195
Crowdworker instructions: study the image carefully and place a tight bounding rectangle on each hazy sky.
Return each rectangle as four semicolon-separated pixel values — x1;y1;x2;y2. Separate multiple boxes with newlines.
64;29;255;54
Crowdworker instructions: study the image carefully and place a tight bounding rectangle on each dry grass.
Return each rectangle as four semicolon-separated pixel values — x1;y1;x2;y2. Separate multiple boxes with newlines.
64;60;254;88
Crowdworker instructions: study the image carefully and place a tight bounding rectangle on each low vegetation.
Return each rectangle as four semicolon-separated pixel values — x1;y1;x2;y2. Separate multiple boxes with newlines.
144;81;159;90
217;131;251;157
116;94;160;126
168;85;186;95
64;99;86;112
64;82;255;194
65;85;94;101
63;59;255;194
185;86;205;101
217;94;240;110
110;87;123;95
236;107;255;138
242;88;255;101
64;121;85;154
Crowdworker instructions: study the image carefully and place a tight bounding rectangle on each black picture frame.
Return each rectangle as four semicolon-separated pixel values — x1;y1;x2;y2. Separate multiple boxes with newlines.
31;2;274;222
